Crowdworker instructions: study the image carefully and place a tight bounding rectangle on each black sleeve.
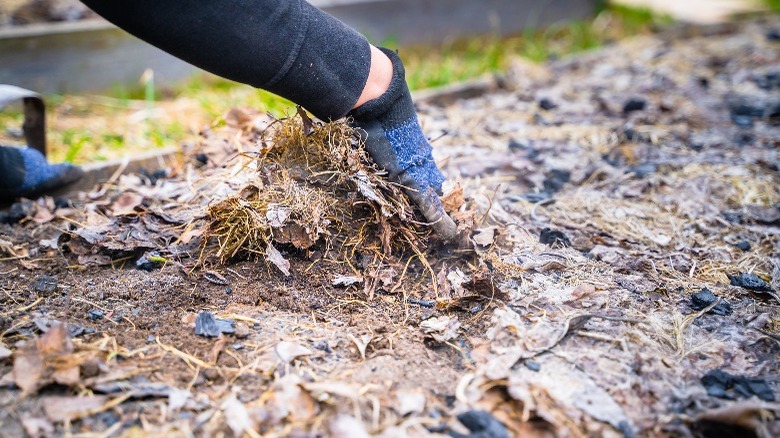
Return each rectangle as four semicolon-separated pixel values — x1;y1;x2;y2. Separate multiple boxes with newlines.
81;0;371;120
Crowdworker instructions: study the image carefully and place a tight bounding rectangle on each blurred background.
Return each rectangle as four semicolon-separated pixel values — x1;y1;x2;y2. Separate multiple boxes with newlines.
0;0;776;163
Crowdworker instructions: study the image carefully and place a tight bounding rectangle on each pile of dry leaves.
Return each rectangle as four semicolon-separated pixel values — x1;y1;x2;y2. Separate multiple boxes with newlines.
207;108;451;274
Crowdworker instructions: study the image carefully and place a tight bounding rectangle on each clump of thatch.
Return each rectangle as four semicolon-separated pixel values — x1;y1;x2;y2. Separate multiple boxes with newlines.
207;108;433;267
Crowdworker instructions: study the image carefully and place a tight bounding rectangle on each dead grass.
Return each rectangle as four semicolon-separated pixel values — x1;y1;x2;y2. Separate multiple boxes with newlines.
206;109;440;284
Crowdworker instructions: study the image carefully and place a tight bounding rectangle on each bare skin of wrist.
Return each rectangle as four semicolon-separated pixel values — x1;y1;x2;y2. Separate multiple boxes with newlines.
352;45;393;109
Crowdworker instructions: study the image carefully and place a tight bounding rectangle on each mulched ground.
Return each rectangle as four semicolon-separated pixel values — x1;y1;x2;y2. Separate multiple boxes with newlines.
0;0;94;26
1;17;779;437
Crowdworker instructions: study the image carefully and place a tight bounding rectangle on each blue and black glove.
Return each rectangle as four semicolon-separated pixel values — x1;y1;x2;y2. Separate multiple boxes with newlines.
349;48;457;240
0;146;83;203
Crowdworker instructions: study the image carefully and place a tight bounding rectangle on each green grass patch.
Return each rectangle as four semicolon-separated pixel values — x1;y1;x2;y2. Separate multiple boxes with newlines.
58;129;91;163
765;0;780;11
402;3;672;90
177;74;294;119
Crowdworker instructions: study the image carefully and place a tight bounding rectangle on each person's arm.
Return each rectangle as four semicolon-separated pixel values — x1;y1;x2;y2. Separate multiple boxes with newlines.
81;0;371;121
81;0;456;238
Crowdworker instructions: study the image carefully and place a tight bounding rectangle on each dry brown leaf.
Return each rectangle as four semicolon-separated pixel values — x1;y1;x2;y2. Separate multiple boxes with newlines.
329;415;370;438
110;192;144;215
589;245;623;265
265;243;290;277
0;342;12;361
265;204;289;228
695;400;779;436
441;182;465;212
332;275;363;287
420;316;461;343
303;381;361;400
436;265;452;299
37;323;73;356
270;375;318;421
452;208;477;232
506;355;631;433
20;416;54;438
51;366;80;387
353;171;385;207
177;223;204;244
395;389;426;417
12;347;44;395
225;107;254;128
274;341;311;364
0;238;28;257
349;334;373;361
13;323;77;395
296;105;315;136
221;394;257;438
568;284;596;301
209;335;227;364
31;203;55;224
275;223;318;249
472;227;497;247
0;371;13;388
463;270;508;301
42;395;109;422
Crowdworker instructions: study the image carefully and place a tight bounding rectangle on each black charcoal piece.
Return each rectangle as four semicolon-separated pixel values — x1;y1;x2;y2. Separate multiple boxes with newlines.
727;273;772;292
538;98;557;110
622;98;646;114
701;369;774;402
31;275;58;295
539;228;571;247
691;288;732;316
450;410;509;438
524;360;541;372
194;311;235;337
0;200;35;224
136;251;163;271
542;169;571;193
732;240;751;252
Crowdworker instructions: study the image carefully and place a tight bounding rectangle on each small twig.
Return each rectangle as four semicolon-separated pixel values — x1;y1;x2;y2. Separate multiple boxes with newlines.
530;198;555;223
445;341;476;371
587;313;644;324
16;297;42;312
427;129;448;143
576;331;629;351
225;267;246;280
389;254;417;294
77;392;135;421
203;270;229;285
675;299;720;356
217;313;262;325
478;184;502;227
156;337;210;369
0;319;30;340
748;327;780;343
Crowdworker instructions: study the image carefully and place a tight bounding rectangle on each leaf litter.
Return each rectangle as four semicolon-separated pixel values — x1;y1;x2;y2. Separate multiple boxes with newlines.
0;17;779;437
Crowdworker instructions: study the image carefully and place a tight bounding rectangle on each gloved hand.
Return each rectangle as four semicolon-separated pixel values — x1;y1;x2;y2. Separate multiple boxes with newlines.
0;146;83;203
349;48;457;240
